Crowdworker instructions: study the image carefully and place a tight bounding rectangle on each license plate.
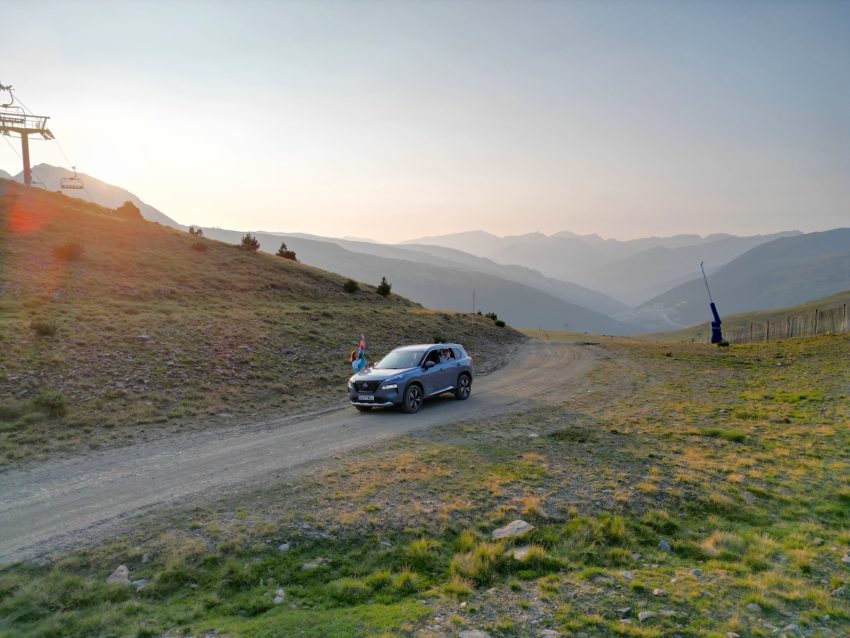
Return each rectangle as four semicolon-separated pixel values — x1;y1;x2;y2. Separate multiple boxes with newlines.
357;394;374;401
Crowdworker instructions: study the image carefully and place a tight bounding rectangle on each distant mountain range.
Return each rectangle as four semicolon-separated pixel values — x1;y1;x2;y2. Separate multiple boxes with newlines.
8;163;844;337
637;229;850;328
404;229;801;305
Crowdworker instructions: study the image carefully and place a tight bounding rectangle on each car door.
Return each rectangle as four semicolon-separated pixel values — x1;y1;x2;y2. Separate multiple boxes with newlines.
419;349;445;395
444;347;465;386
432;348;457;393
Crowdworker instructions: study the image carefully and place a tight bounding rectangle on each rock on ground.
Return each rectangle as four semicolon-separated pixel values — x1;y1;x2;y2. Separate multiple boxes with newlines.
492;520;535;540
106;564;131;585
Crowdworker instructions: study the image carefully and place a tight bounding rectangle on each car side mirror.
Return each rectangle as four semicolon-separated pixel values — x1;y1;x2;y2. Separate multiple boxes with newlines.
423;360;436;369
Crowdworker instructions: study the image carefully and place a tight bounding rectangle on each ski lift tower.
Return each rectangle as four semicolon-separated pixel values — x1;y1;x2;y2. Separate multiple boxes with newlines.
0;83;53;186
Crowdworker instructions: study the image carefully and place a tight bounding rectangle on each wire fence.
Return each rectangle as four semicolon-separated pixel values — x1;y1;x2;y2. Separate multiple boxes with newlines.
723;301;849;344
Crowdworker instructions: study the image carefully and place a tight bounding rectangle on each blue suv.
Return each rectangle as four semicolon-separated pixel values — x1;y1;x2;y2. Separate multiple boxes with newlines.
349;343;474;413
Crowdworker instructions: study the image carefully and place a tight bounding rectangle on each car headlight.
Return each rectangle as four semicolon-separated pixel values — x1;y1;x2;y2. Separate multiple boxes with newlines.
381;383;398;391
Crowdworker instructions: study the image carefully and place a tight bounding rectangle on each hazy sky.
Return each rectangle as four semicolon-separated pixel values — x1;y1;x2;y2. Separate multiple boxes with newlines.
2;0;848;242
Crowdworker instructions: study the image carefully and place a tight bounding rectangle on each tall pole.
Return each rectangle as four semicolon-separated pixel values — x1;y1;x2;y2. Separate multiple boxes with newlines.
21;132;31;186
700;261;714;304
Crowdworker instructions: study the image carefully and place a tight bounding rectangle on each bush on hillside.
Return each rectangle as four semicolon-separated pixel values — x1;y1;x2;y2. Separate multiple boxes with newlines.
485;312;498;322
343;279;359;293
188;225;204;237
376;276;392;297
240;233;260;252
33;390;67;418
191;240;208;252
276;241;298;261
495;319;506;328
115;201;143;221
54;241;85;261
30;319;57;337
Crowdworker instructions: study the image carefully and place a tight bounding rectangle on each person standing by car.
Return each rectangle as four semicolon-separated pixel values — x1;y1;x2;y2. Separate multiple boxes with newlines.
350;334;368;372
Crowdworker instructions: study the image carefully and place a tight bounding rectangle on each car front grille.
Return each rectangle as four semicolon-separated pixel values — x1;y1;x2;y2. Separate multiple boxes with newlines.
356;380;381;392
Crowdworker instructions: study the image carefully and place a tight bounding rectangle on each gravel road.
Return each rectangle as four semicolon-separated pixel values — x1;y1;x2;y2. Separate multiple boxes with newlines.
0;340;595;563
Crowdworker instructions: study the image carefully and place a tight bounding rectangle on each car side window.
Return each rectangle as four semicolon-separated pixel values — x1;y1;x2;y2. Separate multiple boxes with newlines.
450;348;462;360
425;350;441;366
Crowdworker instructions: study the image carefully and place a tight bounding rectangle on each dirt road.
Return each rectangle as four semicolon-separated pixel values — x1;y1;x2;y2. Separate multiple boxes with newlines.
0;340;596;563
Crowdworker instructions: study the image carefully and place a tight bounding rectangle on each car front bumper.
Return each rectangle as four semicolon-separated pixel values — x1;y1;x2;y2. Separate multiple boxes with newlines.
348;386;402;408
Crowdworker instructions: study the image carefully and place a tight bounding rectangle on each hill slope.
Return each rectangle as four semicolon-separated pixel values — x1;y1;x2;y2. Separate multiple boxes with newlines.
638;229;850;328
289;233;628;317
0;180;524;465
654;289;850;343
11;163;182;228
201;228;640;334
573;231;800;305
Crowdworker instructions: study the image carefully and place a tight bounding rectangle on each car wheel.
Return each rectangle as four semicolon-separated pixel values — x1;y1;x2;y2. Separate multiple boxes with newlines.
454;373;472;400
402;384;423;413
355;405;372;412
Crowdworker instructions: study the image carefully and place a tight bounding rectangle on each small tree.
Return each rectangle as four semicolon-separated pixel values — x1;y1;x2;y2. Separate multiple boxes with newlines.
54;241;85;261
276;241;298;261
343;279;359;293
115;200;142;221
240;233;260;252
188;225;204;237
376;276;392;297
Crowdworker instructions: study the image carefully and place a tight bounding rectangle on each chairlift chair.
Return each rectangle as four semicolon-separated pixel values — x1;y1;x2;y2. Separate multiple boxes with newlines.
61;166;84;190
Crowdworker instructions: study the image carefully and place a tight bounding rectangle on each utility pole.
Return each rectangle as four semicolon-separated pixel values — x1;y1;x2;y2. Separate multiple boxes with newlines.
0;83;53;186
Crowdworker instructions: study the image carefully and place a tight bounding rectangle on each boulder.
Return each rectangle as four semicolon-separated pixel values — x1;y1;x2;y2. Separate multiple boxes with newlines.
106;564;131;586
492;520;535;540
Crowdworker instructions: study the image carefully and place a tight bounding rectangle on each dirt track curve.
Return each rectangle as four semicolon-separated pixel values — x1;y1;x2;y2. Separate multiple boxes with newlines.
0;340;596;563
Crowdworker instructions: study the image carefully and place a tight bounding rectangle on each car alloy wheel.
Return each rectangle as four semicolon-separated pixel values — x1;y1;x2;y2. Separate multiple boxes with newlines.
404;385;422;413
457;374;471;399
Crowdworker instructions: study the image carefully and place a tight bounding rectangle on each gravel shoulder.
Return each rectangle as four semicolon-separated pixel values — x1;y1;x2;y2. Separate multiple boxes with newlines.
0;340;596;563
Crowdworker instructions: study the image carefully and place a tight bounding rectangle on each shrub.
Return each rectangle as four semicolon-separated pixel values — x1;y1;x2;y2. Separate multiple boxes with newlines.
405;538;442;571
343;279;359;293
391;569;423;594
33;390;67;418
0;401;27;421
449;542;507;585
191;241;208;252
54;241;85;261
495;319;506;328
30;319;57;336
376;276;392;297
240;233;260;252
276;242;298;261
188;225;204;237
364;570;392;590
485;312;498;321
327;577;371;604
115;201;142;221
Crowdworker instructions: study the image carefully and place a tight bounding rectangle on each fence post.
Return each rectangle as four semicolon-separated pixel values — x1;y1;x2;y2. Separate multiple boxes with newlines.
765;321;770;342
814;308;819;335
787;315;792;338
844;303;847;333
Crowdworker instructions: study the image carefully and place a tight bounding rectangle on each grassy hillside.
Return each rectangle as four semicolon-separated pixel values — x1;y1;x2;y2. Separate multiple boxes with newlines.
200;228;640;335
639;229;850;328
653;290;850;343
288;234;629;318
3;334;849;636
0;180;524;466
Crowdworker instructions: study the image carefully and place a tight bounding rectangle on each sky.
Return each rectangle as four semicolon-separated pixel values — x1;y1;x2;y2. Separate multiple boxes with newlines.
1;0;849;242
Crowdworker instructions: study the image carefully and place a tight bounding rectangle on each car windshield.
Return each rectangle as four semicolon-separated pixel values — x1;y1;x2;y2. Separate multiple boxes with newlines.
374;349;425;370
